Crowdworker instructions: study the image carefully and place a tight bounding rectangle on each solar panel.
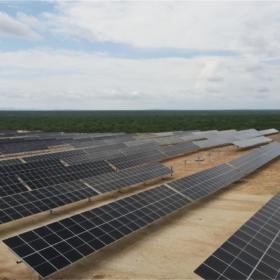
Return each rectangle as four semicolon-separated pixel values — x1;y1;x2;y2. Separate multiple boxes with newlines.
83;162;173;193
233;137;272;148
3;184;191;278
42;139;65;147
192;139;219;148
0;159;64;177
22;150;86;163
119;142;160;155
258;141;280;158
228;149;272;174
154;132;174;137
107;150;167;170
155;137;184;145
167;163;245;201
259;128;279;136
0;175;28;197
235;130;262;140
124;139;158;147
0;141;49;155
0;159;22;167
104;136;136;144
252;136;273;144
82;143;127;154
70;140;107;149
92;135;118;141
194;190;280;280
180;134;207;142
62;150;125;165
18;161;114;189
158;142;198;157
0;181;99;225
192;130;219;135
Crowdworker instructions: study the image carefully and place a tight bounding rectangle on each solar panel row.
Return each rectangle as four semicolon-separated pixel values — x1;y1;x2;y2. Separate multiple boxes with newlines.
3;185;191;278
158;142;199;157
0;181;99;225
0;175;27;197
62;150;125;165
0;163;172;225
259;141;280;158
232;136;272;148
194;190;280;280
167;163;245;201
4;140;280;278
19;161;114;189
83;162;173;193
22;149;85;163
108;149;167;170
0;159;64;177
228;149;272;174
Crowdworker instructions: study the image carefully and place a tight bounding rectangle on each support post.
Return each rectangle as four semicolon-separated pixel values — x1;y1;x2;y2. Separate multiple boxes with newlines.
198;157;200;167
144;182;146;185
39;275;43;280
171;165;173;176
184;161;186;171
88;197;91;202
50;209;52;215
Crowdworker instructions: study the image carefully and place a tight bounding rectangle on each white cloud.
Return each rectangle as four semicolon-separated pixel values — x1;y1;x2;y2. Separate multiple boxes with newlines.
0;12;43;41
208;76;224;82
44;1;280;58
17;12;45;32
1;48;280;109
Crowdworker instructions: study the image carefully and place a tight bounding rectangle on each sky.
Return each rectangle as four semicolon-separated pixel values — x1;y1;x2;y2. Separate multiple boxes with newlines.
0;1;280;110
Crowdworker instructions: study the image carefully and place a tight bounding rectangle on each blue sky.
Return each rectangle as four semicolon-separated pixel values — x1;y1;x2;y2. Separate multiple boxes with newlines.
0;1;280;110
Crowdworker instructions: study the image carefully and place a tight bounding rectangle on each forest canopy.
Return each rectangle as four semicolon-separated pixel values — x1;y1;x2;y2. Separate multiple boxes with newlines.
0;110;279;133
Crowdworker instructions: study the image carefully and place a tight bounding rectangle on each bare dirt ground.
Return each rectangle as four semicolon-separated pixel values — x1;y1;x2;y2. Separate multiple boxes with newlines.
1;142;280;280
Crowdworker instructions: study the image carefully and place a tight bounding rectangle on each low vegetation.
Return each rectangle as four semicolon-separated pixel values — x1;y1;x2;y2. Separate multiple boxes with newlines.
0;110;279;133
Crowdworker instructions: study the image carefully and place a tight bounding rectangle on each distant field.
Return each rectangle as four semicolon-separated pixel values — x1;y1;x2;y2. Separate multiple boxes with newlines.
0;110;280;133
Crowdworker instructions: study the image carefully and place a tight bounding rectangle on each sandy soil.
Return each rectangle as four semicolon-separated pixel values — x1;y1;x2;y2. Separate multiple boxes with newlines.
1;142;280;280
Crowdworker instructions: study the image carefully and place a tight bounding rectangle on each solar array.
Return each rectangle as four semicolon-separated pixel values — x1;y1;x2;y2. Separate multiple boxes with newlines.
232;136;272;148
0;158;22;167
119;142;160;155
108;150;167;170
167;163;245;201
194;190;280;280
0;128;279;279
158;142;199;157
154;132;174;137
83;162;173;193
0;175;27;197
155;136;184;145
124;139;158;147
0;140;49;155
19;161;114;189
62;150;125;165
180;134;207;142
71;140;107;149
259;128;279;135
259;141;280;158
22;150;85;163
104;135;136;144
3;185;191;278
228;150;272;174
92;135;118;141
0;159;64;177
0;181;99;225
82;142;127;153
